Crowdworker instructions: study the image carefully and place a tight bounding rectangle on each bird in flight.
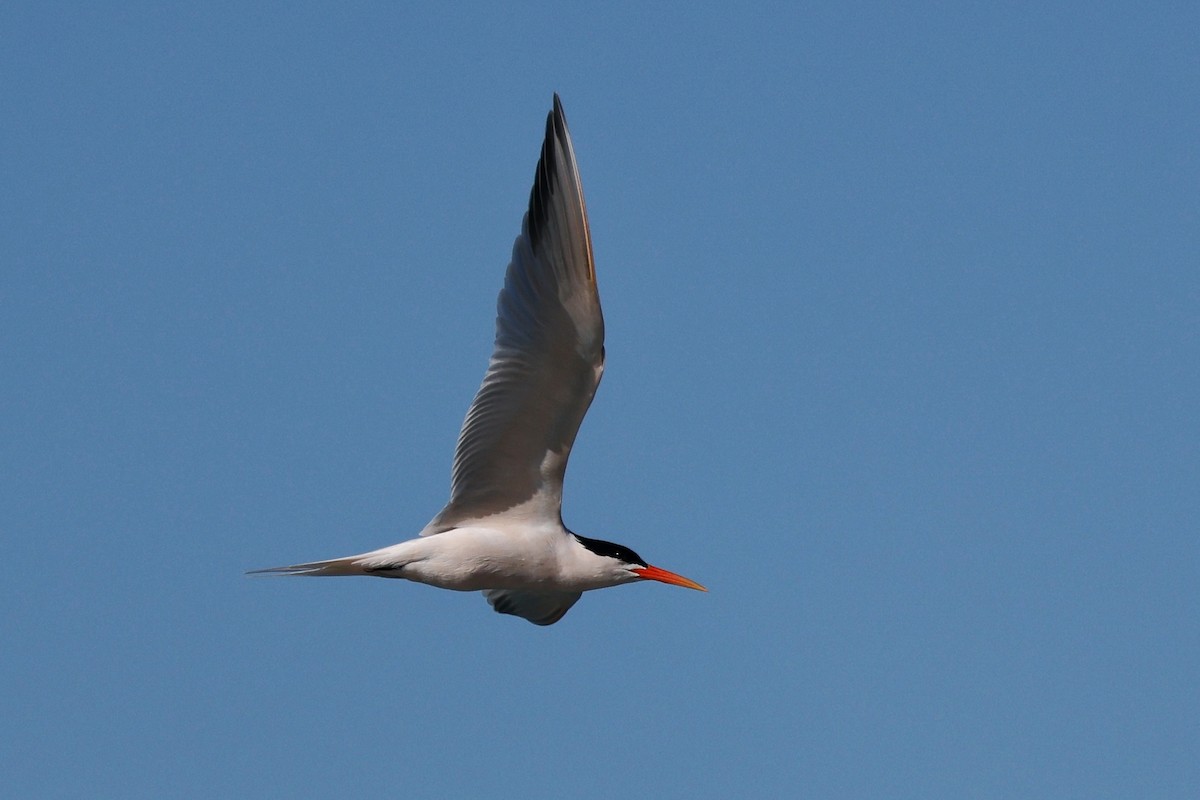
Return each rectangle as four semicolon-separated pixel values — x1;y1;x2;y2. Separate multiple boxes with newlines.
251;95;705;625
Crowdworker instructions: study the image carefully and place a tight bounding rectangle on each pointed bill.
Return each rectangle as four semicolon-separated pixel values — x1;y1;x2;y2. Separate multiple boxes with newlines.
633;564;707;591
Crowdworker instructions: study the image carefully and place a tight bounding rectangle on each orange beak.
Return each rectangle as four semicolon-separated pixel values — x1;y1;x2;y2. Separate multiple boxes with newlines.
632;564;707;592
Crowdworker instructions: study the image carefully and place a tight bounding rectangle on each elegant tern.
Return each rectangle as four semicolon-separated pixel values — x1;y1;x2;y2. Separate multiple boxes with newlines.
251;95;705;625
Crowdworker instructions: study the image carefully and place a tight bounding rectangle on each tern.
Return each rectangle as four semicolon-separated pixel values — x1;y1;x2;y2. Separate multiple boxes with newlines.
251;95;705;625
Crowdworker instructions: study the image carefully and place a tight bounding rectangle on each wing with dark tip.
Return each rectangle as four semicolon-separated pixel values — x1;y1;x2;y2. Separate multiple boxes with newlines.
428;95;604;531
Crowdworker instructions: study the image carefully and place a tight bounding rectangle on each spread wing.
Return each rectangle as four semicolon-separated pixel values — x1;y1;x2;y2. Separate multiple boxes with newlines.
427;94;604;532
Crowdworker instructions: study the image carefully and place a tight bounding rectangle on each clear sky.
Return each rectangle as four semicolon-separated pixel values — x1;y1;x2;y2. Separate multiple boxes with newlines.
2;3;1196;798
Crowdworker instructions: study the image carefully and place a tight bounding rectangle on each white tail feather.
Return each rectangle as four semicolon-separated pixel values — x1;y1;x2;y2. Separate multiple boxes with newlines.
246;556;369;577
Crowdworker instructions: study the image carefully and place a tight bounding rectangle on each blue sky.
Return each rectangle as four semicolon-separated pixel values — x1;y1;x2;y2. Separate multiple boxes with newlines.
3;3;1196;797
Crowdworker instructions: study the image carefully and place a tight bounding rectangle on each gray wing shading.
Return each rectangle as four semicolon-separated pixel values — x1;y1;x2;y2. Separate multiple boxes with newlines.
428;94;604;532
484;589;583;626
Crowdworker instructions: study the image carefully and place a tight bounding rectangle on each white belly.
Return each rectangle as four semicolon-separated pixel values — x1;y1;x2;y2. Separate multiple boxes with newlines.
387;525;570;592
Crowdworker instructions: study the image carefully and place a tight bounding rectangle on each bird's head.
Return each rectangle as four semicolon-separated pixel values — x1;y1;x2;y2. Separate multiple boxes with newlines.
573;534;706;591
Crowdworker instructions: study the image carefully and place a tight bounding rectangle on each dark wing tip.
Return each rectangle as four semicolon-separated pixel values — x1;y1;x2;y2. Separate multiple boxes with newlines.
551;94;568;148
527;95;574;249
526;94;595;286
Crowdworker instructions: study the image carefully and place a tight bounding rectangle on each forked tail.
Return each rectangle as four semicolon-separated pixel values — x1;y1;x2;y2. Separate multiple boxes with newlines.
246;556;369;577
